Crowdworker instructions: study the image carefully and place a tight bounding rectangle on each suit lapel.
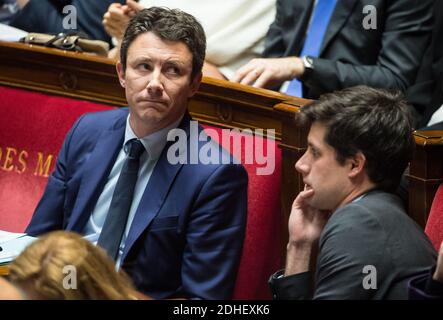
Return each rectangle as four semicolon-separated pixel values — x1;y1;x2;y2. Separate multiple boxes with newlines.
121;114;192;261
320;0;358;54
67;113;126;232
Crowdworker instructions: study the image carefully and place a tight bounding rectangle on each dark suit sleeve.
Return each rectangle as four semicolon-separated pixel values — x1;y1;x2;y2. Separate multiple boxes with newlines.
180;163;248;300
269;270;314;299
305;0;433;94
25;115;85;236
261;0;287;58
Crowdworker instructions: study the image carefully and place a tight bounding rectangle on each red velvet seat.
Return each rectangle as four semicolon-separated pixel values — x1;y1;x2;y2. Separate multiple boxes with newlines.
0;86;114;232
425;183;443;250
203;125;282;300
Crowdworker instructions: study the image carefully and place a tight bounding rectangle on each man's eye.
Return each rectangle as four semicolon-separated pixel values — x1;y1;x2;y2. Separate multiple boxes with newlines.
139;63;151;70
310;147;319;158
166;66;180;75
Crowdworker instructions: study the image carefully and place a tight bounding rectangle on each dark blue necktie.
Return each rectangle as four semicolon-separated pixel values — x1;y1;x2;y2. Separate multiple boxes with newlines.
285;0;337;97
97;139;145;260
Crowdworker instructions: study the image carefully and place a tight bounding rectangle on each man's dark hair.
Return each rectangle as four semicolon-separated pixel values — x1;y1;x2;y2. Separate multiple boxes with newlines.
120;7;206;80
296;85;414;192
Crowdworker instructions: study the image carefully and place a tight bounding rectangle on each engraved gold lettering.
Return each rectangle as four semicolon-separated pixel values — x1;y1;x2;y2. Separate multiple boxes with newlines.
15;150;28;174
34;152;54;177
2;147;17;171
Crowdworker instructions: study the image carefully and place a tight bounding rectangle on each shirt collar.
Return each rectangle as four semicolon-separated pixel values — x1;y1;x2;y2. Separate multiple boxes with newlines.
124;114;183;160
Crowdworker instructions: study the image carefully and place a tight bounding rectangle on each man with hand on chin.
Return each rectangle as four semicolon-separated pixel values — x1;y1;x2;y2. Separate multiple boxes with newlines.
269;86;436;299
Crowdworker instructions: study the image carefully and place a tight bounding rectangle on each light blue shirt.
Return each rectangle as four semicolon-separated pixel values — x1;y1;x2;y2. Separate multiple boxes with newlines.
83;115;182;268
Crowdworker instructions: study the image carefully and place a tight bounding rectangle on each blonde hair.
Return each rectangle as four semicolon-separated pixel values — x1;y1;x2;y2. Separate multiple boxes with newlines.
8;231;137;300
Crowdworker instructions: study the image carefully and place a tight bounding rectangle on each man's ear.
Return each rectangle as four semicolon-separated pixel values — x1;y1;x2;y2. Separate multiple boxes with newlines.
348;151;366;178
188;72;202;98
116;61;125;88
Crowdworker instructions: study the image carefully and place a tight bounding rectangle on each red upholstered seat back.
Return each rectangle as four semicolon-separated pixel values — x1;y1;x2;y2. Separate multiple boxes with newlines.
0;86;115;232
202;125;282;300
425;183;443;250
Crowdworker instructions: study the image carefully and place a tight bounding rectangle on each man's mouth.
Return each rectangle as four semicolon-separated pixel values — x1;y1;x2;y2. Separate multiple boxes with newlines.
142;99;165;104
139;99;167;109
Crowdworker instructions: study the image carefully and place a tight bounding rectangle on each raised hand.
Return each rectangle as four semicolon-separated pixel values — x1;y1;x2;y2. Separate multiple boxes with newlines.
284;186;331;276
288;187;330;246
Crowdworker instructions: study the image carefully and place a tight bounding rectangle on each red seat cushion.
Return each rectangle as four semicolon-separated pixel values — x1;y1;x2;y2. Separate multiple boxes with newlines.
425;183;443;250
0;86;115;232
203;125;282;300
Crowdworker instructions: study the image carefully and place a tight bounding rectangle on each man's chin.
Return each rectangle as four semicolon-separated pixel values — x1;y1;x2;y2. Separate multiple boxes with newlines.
129;110;163;129
305;197;328;211
138;108;164;121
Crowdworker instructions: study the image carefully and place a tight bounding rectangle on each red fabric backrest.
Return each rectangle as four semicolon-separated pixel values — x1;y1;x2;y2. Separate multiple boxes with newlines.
0;86;115;232
202;125;282;300
425;183;443;250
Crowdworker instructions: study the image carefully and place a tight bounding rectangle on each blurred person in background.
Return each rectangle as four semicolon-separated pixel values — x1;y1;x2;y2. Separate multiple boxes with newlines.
103;0;276;80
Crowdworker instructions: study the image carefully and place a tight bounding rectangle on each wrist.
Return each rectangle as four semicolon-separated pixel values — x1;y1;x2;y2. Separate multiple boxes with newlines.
288;57;304;79
284;242;314;276
287;233;320;249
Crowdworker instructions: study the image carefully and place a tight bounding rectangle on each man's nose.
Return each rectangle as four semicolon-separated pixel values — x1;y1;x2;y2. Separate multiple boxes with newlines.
295;151;309;174
146;69;164;96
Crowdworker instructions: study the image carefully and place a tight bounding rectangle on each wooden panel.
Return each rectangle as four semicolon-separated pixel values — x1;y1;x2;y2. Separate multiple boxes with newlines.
0;266;8;276
0;41;126;106
409;130;443;228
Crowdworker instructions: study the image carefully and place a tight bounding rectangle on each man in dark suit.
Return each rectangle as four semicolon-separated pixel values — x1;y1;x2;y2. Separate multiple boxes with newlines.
233;0;433;102
269;86;436;299
25;7;248;300
407;1;443;128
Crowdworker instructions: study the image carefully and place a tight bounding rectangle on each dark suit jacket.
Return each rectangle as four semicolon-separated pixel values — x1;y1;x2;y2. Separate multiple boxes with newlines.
263;0;433;100
10;0;123;44
26;109;248;300
408;0;443;128
270;190;436;299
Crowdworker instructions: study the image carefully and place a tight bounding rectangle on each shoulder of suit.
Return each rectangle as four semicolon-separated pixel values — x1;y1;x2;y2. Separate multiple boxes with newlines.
324;191;405;234
75;108;128;130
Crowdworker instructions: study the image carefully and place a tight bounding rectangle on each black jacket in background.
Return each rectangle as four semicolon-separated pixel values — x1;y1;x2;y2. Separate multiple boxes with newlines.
263;0;433;104
10;0;124;44
407;0;443;128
